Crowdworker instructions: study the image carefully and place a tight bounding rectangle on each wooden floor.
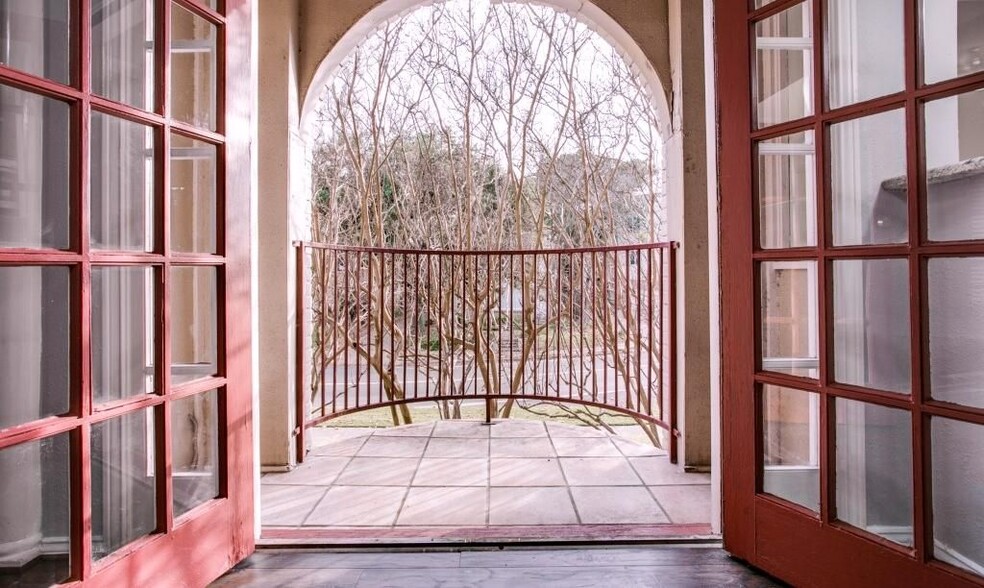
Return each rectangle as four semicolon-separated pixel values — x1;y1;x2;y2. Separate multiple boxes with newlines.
212;546;783;587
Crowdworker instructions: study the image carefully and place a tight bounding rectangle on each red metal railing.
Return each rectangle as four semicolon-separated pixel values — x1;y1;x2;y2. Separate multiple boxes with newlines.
294;242;678;462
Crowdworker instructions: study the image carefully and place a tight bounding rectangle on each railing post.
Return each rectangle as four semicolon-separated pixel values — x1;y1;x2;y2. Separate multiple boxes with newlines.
294;242;306;464
669;243;679;465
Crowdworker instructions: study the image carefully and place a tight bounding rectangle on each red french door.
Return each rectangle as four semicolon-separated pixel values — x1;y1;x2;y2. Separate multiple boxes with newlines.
0;0;253;585
719;0;984;586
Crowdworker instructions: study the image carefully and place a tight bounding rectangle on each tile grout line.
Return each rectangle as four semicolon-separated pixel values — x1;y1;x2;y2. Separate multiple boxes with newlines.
390;425;435;528
545;422;583;524
296;486;333;527
485;422;492;526
624;453;675;524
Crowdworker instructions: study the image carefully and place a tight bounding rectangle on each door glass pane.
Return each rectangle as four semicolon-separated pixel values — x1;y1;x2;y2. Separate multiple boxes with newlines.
0;1;71;84
758;131;817;249
762;385;820;512
931;417;984;575
0;84;71;250
922;0;984;85
924;89;984;243
761;261;818;378
171;266;218;386
928;257;984;409
92;267;156;405
172;389;220;518
170;3;217;130
91;408;157;560
835;398;913;546
755;1;813;128
91;0;155;110
0;266;71;430
170;134;217;254
830;109;908;246
0;433;71;586
833;259;911;394
826;0;905;109
90;112;156;251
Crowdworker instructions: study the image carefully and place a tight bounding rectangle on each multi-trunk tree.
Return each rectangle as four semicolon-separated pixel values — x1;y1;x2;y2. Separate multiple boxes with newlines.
306;0;669;444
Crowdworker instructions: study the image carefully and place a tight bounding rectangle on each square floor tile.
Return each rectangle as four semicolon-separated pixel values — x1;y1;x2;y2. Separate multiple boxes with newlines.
489;420;548;438
629;457;711;485
310;435;369;457
552;436;622;457
396;487;488;526
413;458;488;486
373;423;435;437
432;420;491;438
424;437;489;458
261;457;350;486
489;487;578;525
571;486;669;524
309;427;372;446
611;436;667;457
334;457;419;486
356;436;428;458
648;485;711;524
561;458;642;486
490;458;566;486
546;423;609;437
261;484;328;526
490;437;556;458
305;486;407;526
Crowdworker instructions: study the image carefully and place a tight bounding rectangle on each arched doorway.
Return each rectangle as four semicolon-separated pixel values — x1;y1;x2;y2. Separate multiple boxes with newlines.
258;2;712;544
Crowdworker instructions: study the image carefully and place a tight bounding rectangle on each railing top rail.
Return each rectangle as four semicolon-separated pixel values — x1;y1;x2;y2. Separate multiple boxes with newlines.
293;241;678;255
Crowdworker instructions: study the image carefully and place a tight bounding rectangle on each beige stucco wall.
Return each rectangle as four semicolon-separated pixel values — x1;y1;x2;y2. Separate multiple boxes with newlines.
296;0;672;125
258;0;301;468
257;0;712;471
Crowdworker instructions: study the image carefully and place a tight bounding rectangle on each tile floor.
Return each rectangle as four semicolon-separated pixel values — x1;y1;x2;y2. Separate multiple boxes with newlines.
261;420;712;538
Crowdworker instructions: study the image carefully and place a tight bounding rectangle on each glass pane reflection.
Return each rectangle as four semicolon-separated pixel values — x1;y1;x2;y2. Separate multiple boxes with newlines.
91;409;157;561
762;384;820;512
170;3;217;130
833;259;911;394
0;434;72;586
755;1;813;128
835;398;913;546
172;390;220;518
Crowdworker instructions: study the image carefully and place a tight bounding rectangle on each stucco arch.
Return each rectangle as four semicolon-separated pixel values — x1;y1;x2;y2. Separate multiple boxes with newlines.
258;0;711;478
296;0;672;136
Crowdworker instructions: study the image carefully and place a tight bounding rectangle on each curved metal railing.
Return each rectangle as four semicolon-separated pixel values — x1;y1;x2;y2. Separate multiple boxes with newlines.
294;242;677;461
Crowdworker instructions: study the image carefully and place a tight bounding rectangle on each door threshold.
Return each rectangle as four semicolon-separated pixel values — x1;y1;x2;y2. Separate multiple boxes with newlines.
259;524;718;548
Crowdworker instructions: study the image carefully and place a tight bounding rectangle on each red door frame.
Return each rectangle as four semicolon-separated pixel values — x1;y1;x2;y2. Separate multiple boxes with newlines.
0;0;253;585
717;1;984;586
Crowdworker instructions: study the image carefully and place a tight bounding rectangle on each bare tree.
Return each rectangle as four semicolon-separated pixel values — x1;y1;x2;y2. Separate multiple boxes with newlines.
307;0;667;444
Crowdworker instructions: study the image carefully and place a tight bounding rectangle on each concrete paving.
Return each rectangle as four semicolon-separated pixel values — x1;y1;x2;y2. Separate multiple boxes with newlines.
261;420;711;535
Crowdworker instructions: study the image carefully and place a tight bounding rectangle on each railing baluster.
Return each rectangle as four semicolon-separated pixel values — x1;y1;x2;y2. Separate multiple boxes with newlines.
433;254;439;402
554;254;571;398
402;253;409;401
544;252;549;398
625;249;631;412
647;248;654;419
635;248;642;416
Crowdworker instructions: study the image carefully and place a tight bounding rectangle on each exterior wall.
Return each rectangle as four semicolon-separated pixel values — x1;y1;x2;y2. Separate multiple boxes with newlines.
257;0;714;471
667;0;711;469
296;0;672;124
258;0;302;468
